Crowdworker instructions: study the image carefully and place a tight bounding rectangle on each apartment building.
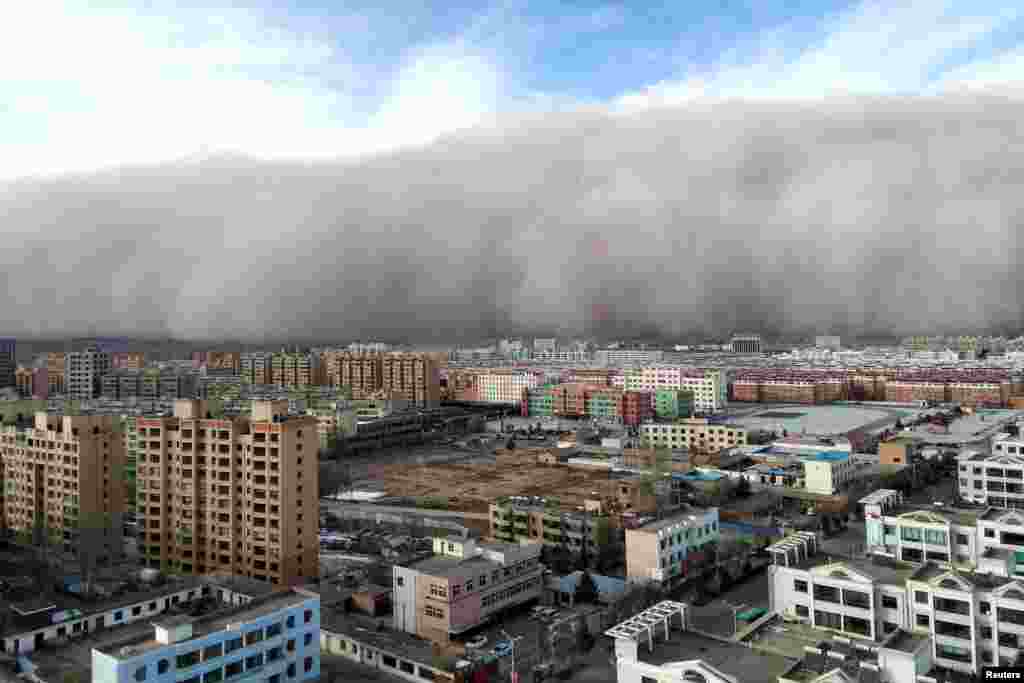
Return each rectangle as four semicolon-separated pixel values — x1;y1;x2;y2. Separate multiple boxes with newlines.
240;352;274;385
768;533;1024;675
92;589;321;683
0;412;125;564
594;349;665;367
488;496;619;558
729;334;762;354
195;352;241;375
623;367;726;413
959;437;1024;508
135;400;319;585
653;389;693;419
640;419;747;452
64;347;112;400
625;507;720;588
380;353;441;407
112;351;146;370
15;367;48;399
0;339;15;388
473;370;541;406
392;536;544;644
46;352;66;395
533;338;558;354
271;353;321;388
803;451;857;495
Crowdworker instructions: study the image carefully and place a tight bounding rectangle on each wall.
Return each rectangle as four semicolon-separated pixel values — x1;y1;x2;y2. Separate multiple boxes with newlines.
392;566;419;635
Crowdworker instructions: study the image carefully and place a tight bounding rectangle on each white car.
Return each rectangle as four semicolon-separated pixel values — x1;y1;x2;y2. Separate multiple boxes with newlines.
466;635;488;649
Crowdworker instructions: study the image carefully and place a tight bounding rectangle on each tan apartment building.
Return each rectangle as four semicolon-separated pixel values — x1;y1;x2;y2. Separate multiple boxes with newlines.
625;507;720;589
135;399;318;586
381;353;441;407
640;418;748;451
240;352;274;385
271;352;321;387
46;352;66;395
392;536;544;644
323;351;383;397
0;412;125;564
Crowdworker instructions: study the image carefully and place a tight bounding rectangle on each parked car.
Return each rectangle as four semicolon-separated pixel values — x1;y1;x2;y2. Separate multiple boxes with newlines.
466;635;488;649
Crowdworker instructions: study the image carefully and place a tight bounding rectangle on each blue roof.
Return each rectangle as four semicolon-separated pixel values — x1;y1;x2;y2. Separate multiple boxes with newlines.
557;571;627;598
812;451;850;461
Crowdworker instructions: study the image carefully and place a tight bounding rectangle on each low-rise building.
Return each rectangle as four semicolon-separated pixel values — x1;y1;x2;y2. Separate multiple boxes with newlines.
488;496;620;559
803;451;857;495
392;536;544;644
959;437;1024;508
625;507;719;589
92;589;320;683
640;418;747;452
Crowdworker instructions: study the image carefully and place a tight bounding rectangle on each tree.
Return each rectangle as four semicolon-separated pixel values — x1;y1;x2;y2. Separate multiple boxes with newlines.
574;571;599;605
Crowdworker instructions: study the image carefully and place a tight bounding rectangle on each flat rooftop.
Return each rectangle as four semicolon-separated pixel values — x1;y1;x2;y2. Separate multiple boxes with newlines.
97;590;312;659
886;503;982;527
633;507;715;533
792;554;920;587
883;629;927;654
320;609;457;671
732;405;912;436
635;629;795;682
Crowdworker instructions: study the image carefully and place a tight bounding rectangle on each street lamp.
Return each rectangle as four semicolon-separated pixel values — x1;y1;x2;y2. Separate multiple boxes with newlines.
501;630;524;683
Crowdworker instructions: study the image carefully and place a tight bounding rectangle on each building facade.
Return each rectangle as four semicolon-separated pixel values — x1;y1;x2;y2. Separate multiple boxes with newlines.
64;347;113;400
623;368;726;413
392;536;544;644
625;508;720;588
473;370;541;406
729;334;762;354
488;496;619;559
803;452;857;495
959;438;1024;509
640;419;747;452
91;589;321;683
0;412;125;564
135;400;319;585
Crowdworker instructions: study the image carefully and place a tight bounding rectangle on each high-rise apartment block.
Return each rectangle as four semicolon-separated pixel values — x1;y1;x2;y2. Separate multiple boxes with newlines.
136;400;319;586
111;351;146;369
271;352;321;387
240;352;274;385
730;334;762;354
46;352;66;395
0;412;125;564
64;347;112;400
0;339;15;388
322;352;440;406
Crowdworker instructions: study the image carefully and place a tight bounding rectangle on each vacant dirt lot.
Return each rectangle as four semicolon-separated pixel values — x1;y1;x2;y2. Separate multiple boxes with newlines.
375;448;621;513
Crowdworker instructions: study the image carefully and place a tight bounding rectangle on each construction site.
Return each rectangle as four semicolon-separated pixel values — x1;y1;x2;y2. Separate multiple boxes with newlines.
368;447;651;515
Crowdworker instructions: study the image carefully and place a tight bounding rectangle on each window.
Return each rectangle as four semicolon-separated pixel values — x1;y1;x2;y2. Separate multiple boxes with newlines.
396;576;404;587
794;580;808;593
286;639;296;653
916;614;930;628
286;664;296;679
135;666;146;682
986;528;995;538
304;633;312;646
981;602;992;615
304;609;312;624
203;670;222;683
882;595;898;609
382;655;397;668
266;622;282;638
286;615;295;629
132;606;142;616
115;610;124;621
795;605;809;617
400;662;415;674
883;622;897;633
956;534;969;545
915;591;928;604
225;662;243;679
225;638;243;653
303;658;313;673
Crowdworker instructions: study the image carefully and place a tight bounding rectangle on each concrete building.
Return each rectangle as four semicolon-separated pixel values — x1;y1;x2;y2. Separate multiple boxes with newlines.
653;389;693;420
112;351;146;370
240;352;274;385
958;441;1024;508
473;370;542;406
15;366;48;399
380;353;441;407
0;411;125;564
0;338;15;388
391;536;544;644
623;368;726;413
625;507;719;589
46;352;66;395
65;347;113;400
135;399;319;585
91;589;320;683
595;349;665;367
729;334;762;354
488;496;619;559
768;532;1024;676
533;338;558;354
803;451;857;495
640;418;747;452
271;352;321;387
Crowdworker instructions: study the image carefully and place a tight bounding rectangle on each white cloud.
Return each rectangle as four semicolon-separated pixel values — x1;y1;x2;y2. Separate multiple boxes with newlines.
0;1;505;179
613;0;1022;111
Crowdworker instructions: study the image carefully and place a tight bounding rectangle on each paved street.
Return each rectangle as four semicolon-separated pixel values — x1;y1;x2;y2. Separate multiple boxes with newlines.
320;654;401;683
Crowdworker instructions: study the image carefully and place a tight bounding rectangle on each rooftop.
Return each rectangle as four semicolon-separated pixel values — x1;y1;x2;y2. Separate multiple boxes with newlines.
792;554;920;587
320;609;459;672
98;589;313;658
881;628;928;654
632;507;716;533
886;503;982;527
632;628;795;682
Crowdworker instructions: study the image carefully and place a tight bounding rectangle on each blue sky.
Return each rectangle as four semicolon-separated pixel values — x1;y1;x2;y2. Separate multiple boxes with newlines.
2;0;1023;179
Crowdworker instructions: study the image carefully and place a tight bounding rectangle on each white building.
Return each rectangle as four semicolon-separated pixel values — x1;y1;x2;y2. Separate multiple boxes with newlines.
768;532;1024;676
640;419;747;451
605;601;740;683
803;452;858;495
533;338;558;354
594;349;666;368
959;439;1024;508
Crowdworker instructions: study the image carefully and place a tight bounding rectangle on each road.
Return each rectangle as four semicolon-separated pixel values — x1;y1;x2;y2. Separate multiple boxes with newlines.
320;500;491;521
320;654;402;683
